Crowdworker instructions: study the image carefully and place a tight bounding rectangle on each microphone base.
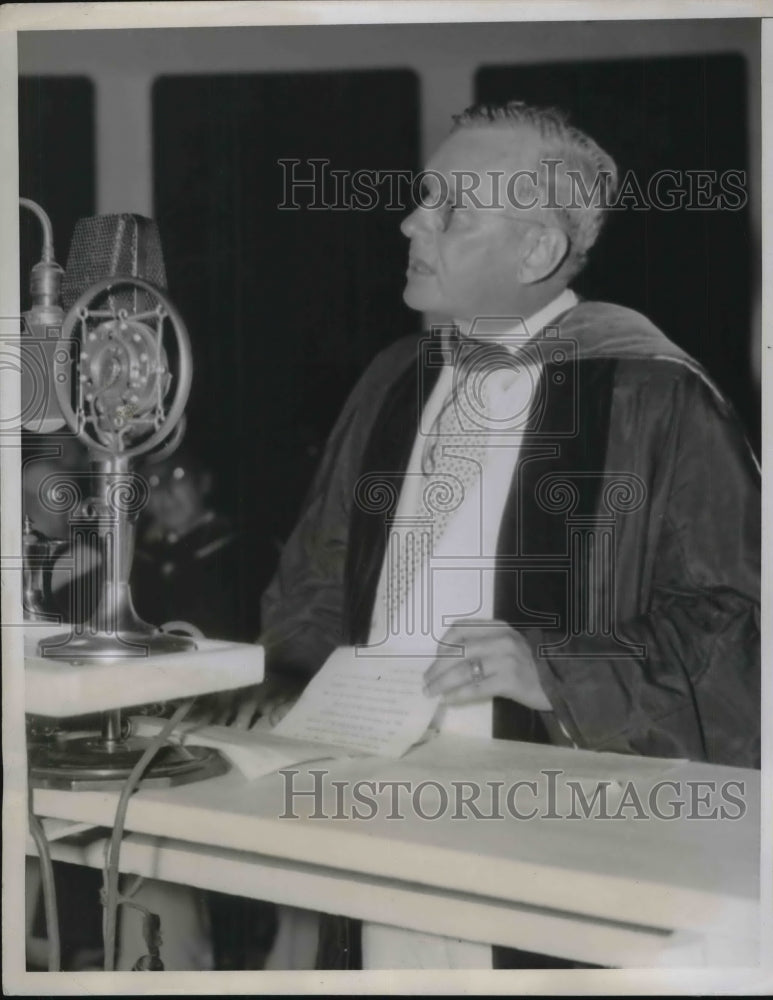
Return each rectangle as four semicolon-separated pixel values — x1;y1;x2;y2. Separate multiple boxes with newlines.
37;628;197;662
28;734;229;791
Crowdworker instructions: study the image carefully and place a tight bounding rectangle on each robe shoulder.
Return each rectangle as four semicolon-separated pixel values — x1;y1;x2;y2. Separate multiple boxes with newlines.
559;300;691;363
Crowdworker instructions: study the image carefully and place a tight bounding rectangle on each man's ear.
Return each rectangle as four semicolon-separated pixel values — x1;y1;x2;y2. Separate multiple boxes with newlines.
518;227;570;284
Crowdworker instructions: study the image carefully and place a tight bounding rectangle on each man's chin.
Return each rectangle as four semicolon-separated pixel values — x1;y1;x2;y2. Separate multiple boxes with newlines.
402;284;440;313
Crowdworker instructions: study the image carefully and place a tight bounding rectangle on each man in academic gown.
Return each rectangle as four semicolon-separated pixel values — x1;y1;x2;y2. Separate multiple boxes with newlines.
243;101;760;969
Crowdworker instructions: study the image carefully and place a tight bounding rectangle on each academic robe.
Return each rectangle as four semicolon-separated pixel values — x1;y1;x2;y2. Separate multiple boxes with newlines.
259;299;760;968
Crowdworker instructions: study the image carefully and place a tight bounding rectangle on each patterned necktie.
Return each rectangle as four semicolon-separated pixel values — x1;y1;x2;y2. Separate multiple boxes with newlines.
420;376;491;542
385;364;491;631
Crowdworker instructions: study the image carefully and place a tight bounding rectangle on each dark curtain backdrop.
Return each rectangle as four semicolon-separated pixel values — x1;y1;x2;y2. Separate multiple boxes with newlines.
19;56;758;642
19;77;95;311
477;54;757;450
153;71;420;634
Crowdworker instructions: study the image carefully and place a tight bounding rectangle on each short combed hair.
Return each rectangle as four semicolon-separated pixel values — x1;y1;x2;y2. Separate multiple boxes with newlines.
452;101;619;277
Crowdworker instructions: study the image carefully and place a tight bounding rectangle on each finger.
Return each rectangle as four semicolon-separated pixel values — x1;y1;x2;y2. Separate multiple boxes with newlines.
267;698;296;726
424;658;490;698
232;697;261;730
445;621;522;665
213;704;235;726
423;653;461;691
442;672;501;705
425;631;499;686
192;693;227;726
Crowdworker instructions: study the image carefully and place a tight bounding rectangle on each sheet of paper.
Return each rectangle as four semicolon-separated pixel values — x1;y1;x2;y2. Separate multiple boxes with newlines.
273;646;441;757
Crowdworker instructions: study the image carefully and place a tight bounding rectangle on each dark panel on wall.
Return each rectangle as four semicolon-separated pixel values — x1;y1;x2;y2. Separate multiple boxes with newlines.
477;55;756;446
18;76;95;311
153;71;420;631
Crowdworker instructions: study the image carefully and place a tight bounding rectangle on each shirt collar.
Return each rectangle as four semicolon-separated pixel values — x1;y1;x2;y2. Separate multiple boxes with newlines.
454;288;579;351
520;287;579;339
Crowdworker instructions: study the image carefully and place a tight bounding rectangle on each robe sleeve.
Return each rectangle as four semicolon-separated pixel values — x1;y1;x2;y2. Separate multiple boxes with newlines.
528;370;761;767
258;338;414;682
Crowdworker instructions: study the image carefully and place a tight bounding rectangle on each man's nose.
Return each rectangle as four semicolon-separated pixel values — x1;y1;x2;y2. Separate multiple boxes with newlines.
400;206;434;239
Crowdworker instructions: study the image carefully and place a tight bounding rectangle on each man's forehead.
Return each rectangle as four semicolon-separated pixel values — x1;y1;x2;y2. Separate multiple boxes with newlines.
425;124;539;181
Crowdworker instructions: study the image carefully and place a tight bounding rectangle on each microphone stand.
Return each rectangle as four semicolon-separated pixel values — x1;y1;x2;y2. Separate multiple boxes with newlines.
21;203;227;789
40;453;195;661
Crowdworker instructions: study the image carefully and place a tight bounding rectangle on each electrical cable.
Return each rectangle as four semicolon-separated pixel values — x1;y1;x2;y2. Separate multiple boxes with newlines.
101;698;195;971
98;883;164;970
122;873;146;899
27;789;61;972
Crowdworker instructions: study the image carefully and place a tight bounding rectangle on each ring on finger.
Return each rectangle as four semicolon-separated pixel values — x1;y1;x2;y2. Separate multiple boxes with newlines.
469;658;485;685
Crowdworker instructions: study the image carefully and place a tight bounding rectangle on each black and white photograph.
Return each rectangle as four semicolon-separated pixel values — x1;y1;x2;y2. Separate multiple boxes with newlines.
1;2;770;994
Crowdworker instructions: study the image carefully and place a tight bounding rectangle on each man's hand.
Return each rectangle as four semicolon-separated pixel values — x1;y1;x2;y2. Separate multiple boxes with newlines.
423;618;552;711
230;681;299;730
191;675;303;730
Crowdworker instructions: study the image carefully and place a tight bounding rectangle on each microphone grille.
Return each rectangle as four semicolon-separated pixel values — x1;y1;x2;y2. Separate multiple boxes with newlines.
62;214;168;312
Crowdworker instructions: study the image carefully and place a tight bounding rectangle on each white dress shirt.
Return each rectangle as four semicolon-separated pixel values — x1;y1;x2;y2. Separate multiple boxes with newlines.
362;288;578;969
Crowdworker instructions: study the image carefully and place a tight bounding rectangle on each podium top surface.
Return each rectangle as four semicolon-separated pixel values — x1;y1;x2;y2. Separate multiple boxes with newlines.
33;730;760;939
24;627;264;716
